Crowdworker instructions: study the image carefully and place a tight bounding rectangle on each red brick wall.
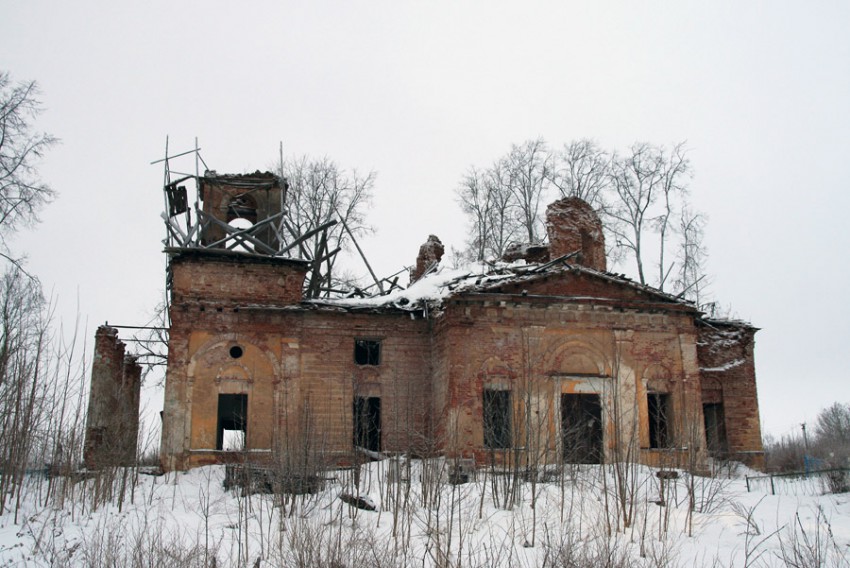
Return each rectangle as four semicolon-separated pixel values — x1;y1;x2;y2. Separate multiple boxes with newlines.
85;326;141;468
546;197;607;271
161;253;760;473
488;269;691;314
433;292;704;467
162;255;432;469
199;173;283;249
170;252;307;305
697;323;764;469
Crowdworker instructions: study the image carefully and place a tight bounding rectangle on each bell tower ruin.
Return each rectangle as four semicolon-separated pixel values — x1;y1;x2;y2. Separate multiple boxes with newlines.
198;171;285;252
546;196;607;271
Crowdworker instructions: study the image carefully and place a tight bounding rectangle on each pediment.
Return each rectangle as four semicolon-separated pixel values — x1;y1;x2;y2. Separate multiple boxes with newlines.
472;267;689;310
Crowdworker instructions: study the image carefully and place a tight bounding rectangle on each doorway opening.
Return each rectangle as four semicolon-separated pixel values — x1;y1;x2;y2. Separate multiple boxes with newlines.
561;393;603;463
353;396;381;452
703;402;728;455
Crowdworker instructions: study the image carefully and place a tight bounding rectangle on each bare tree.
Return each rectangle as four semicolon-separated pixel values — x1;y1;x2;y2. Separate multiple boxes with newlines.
606;142;691;288
0;73;60;521
0;72;57;264
457;163;517;261
654;142;691;290
457;167;493;262
550;138;611;207
276;155;374;296
457;139;552;260
0;266;53;519
606;143;663;286
815;402;850;444
485;160;519;258
503;138;552;244
457;139;708;303
813;402;850;466
674;207;709;306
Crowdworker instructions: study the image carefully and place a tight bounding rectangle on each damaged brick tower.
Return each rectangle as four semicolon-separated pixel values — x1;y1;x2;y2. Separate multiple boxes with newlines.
411;235;444;282
503;196;608;269
546;196;607;271
198;171;284;250
84;326;142;468
160;171;310;471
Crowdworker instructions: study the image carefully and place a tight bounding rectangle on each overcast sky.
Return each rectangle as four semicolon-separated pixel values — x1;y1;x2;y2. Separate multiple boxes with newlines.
3;1;849;440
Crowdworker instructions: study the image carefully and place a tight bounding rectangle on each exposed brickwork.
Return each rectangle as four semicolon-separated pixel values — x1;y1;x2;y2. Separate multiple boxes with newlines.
170;250;308;306
697;322;764;469
411;235;444;282
546;197;607;271
502;243;550;264
199;171;284;250
84;326;142;468
430;291;705;468
160;252;759;472
154;196;764;474
161;262;433;469
487;268;694;316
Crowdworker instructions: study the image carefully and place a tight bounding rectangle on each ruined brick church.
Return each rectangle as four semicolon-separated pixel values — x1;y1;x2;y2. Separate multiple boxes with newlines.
85;171;764;472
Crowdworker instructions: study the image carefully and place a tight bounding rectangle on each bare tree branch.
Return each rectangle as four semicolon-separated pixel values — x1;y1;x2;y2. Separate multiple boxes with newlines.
550;139;611;207
503;138;552;244
456;139;552;260
276;155;374;296
0;72;57;242
674;207;709;306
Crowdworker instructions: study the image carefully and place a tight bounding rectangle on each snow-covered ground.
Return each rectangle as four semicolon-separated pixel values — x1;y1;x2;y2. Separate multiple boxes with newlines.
1;461;848;567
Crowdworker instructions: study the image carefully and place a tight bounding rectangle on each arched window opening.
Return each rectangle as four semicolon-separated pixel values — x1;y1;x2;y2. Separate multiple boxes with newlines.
226;193;258;224
227;217;255;252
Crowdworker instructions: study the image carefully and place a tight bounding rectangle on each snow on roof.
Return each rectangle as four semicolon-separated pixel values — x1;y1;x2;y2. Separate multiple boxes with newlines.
312;261;523;311
311;255;697;313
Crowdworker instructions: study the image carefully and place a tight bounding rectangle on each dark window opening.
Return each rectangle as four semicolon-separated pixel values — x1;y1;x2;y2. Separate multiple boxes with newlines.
483;389;511;449
648;392;672;449
229;345;243;359
217;394;247;451
353;396;381;451
703;402;728;455
354;339;381;366
561;393;603;464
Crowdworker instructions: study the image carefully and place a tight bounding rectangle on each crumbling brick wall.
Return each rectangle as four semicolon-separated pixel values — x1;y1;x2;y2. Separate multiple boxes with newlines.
546;197;606;271
158;209;763;474
161;250;745;473
502;243;550;264
161;252;432;471
162;252;308;470
199;172;284;250
499;197;606;267
411;235;444;282
432;274;705;469
169;250;308;306
697;321;764;469
84;326;142;468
